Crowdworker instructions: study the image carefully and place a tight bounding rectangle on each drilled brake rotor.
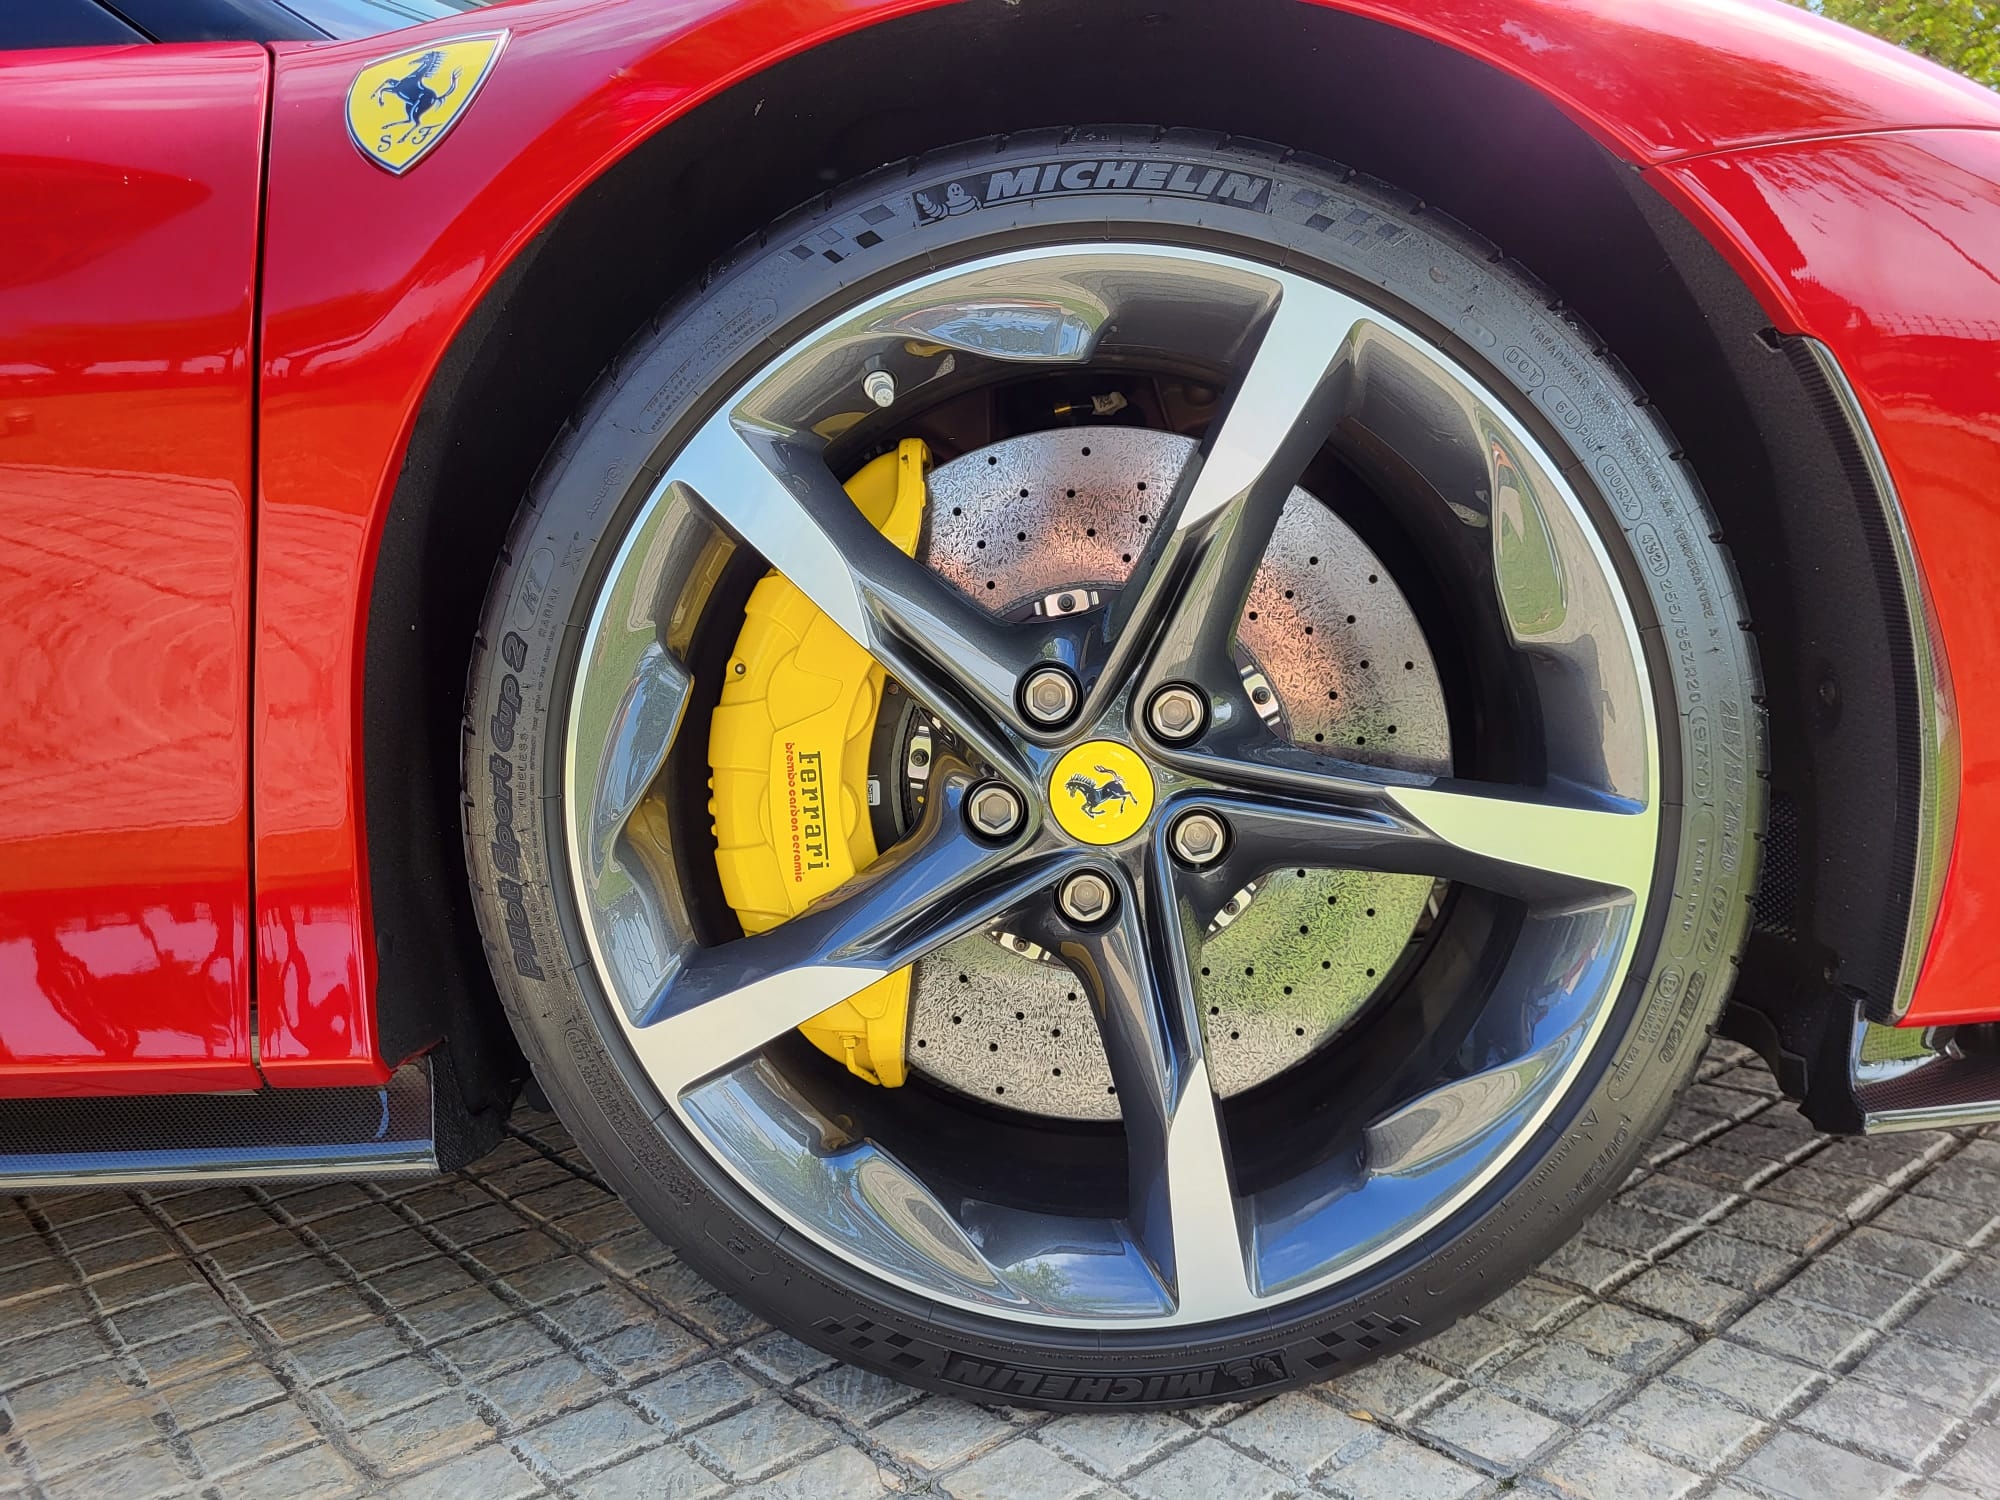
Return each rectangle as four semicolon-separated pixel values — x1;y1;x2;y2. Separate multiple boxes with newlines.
902;427;1451;1119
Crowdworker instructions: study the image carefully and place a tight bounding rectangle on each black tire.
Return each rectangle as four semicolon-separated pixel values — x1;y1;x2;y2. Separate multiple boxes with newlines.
463;129;1764;1410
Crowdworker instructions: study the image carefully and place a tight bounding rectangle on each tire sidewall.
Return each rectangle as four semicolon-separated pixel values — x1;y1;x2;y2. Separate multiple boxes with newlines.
464;130;1760;1410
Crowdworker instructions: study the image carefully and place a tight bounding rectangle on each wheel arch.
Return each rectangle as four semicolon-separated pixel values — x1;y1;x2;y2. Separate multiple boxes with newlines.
359;0;1921;1130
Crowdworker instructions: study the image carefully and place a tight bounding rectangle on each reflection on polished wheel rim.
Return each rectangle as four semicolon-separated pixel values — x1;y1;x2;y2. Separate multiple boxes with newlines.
564;244;1660;1328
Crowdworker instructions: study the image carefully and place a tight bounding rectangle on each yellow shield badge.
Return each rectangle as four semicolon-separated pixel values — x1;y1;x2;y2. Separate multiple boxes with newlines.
346;32;506;175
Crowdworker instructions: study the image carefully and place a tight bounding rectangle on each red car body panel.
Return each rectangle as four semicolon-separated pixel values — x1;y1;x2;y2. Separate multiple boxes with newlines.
6;0;2000;1097
0;43;266;1097
1657;129;2000;1026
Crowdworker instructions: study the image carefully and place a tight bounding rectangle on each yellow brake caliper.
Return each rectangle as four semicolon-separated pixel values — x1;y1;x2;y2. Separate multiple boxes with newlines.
707;440;930;1086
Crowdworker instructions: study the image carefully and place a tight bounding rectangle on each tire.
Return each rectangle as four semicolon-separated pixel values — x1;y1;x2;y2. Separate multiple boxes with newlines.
463;128;1764;1410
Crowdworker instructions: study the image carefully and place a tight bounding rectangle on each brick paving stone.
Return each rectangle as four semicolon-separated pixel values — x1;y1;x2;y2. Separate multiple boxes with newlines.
1794;1378;1958;1469
1621;1264;1753;1331
1538;1427;1701;1500
1563;1302;1695;1374
737;1332;836;1386
212;1441;361;1500
1665;1231;1800;1293
1327;1351;1459;1420
37;1440;191;1500
20;1400;165;1476
185;1398;321;1477
739;1444;893;1500
1871;1192;1994;1247
256;1285;375;1343
1126;1435;1291;1500
128;1320;262;1388
1224;1390;1377;1474
1850;1331;2000;1411
938;1439;1097;1500
1491;1341;1633;1421
571;1446;728;1500
1728;1296;1873;1366
1722;1199;1843;1254
1412;1310;1522;1375
1735;1428;1909;1500
289;1321;413;1385
320;1354;455;1427
433;1317;563;1380
517;1399;661;1479
1609;1380;1766;1470
387;1442;544;1500
1321;1430;1482;1500
1667;1339;1822;1417
1942;1429;2000;1496
1039;1408;1186;1477
351;1391;494;1476
164;1361;288;1428
632;1360;759;1434
1537;1235;1641;1293
2;1053;1995;1500
1830;1225;1957;1281
873;1397;1015;1471
685;1395;836;1481
482;1355;606;1427
1417;1387;1562;1470
1785;1256;1921;1322
795;1362;921;1426
399;1286;516;1345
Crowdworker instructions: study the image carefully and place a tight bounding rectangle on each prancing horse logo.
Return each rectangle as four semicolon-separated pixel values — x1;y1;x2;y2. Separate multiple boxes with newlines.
374;50;460;137
346;33;506;176
1065;767;1135;819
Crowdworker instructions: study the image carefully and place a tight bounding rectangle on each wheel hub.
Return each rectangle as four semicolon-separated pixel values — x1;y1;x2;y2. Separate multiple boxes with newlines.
902;426;1451;1117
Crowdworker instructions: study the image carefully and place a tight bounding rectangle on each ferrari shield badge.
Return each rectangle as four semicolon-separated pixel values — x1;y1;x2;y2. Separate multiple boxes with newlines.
346;32;506;175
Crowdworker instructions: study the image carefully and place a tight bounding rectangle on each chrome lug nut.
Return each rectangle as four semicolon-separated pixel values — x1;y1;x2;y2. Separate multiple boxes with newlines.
1170;810;1228;867
1020;664;1080;728
965;781;1026;840
1147;684;1206;743
1058;870;1116;925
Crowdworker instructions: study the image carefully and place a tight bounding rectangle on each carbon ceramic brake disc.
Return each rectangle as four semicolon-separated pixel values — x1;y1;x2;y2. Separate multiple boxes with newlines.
903;427;1450;1119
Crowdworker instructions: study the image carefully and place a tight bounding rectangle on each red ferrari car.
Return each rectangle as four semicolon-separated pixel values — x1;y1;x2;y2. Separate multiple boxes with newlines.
5;0;1998;1410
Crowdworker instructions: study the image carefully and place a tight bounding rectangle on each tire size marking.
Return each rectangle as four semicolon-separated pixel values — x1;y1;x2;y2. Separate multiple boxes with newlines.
489;628;545;980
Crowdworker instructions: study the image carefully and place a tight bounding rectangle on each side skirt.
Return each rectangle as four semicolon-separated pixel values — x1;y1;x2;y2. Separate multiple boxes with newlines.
0;1062;439;1189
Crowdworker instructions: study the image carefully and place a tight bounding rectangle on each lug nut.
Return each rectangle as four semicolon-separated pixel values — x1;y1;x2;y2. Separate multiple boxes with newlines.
862;369;897;408
1058;870;1116;925
1147;684;1206;743
1170;810;1228;867
1020;664;1080;728
966;781;1026;840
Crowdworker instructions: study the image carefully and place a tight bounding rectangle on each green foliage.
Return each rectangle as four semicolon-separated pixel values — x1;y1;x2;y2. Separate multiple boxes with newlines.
1792;0;2000;88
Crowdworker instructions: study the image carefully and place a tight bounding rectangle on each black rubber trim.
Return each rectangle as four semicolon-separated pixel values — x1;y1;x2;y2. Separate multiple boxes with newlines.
1779;337;1925;1023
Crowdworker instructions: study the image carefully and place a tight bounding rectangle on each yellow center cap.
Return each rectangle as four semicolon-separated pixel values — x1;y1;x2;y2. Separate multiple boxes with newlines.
1048;740;1155;846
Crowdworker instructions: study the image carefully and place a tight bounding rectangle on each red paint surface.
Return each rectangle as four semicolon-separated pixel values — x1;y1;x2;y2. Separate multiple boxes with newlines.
244;0;2000;1086
1656;131;2000;1028
0;44;265;1097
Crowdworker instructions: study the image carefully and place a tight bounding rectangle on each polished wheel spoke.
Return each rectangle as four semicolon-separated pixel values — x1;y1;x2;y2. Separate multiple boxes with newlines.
1092;278;1369;713
626;776;1072;1096
1193;773;1655;903
1059;866;1252;1318
669;413;1043;766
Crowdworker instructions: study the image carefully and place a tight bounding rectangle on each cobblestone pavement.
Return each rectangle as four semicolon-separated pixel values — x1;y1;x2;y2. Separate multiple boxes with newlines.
3;1040;1998;1500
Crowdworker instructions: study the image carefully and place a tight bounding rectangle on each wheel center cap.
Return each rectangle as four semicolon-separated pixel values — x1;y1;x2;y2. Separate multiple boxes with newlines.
1048;740;1155;846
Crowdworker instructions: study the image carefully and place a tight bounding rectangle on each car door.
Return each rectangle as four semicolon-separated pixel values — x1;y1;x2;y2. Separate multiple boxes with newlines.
0;13;267;1094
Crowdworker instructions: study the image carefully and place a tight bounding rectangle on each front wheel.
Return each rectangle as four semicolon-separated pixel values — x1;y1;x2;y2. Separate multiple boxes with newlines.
463;130;1763;1409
